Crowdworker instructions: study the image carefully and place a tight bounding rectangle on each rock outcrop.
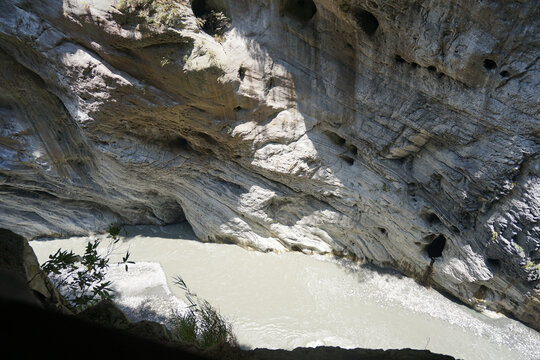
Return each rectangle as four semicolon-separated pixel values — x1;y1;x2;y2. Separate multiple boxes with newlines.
0;228;71;313
2;298;457;360
0;1;538;329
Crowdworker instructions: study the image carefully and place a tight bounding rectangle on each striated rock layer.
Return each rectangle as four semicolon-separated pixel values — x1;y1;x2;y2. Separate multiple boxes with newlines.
0;1;538;329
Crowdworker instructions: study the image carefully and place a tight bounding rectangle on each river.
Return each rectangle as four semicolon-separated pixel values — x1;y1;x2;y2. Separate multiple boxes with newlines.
30;223;540;360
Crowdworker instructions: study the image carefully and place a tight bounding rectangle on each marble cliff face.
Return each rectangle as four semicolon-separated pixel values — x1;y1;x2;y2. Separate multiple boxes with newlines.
0;0;538;329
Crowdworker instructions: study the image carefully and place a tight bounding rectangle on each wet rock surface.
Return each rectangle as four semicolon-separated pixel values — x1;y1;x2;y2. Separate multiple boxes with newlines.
0;1;538;330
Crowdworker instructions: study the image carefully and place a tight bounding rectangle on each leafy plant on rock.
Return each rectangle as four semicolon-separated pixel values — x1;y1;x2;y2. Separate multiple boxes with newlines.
169;275;237;349
115;0;188;29
523;260;540;282
41;226;134;311
42;240;114;311
196;10;230;37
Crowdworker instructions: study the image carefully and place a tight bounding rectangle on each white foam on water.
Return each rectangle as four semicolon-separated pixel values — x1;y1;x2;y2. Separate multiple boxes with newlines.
30;224;540;360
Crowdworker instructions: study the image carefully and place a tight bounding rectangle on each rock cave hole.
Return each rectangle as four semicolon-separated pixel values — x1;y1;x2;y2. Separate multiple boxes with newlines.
423;211;441;225
474;285;489;301
425;234;446;259
487;258;501;269
340;155;355;166
483;59;497;70
282;0;317;22
291;244;302;252
500;70;509;78
217;179;246;196
378;227;387;235
238;67;246;80
395;54;405;63
354;9;379;36
264;77;276;94
168;135;192;151
191;0;230;36
325;131;347;147
427;65;436;72
234;106;243;112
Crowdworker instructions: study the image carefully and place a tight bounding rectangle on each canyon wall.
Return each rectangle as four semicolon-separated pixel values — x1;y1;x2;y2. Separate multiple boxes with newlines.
0;0;538;329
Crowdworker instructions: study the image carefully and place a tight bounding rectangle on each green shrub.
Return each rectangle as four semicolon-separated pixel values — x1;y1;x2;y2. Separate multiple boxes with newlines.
513;242;525;255
169;275;237;348
197;10;230;37
116;0;187;29
170;307;198;344
42;240;114;311
523;260;540;281
41;227;133;311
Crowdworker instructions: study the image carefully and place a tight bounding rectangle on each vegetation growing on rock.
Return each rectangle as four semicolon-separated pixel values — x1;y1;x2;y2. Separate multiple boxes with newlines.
170;275;237;348
115;0;188;28
41;227;133;311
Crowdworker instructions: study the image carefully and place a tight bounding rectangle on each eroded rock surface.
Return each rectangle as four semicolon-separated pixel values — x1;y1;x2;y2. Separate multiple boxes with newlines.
0;0;539;329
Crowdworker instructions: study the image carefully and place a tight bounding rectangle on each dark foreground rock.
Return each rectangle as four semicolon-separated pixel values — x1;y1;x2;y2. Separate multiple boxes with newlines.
207;344;456;360
0;228;71;313
1;297;456;360
78;299;180;345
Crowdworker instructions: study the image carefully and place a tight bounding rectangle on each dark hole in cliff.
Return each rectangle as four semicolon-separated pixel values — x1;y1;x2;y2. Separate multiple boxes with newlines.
411;62;418;68
426;234;446;258
378;227;387;235
192;0;206;17
217;179;245;196
474;285;489;301
483;59;497;70
282;0;317;22
423;212;441;225
340;155;355;166
168;136;191;150
348;144;358;156
354;10;379;36
234;106;243;112
192;0;230;36
238;67;246;80
265;77;276;94
427;65;436;72
325;131;346;147
395;55;405;63
291;245;302;252
487;258;501;269
500;70;509;77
